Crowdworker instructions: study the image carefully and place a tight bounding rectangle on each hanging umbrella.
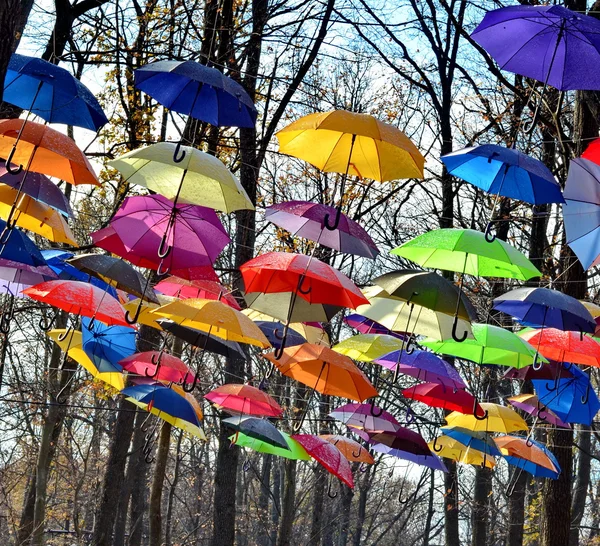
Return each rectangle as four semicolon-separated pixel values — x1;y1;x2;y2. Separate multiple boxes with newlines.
429;435;496;468
122;383;206;440
243;291;343;324
265;201;379;259
352;426;431;456
332;334;405;362
319;435;375;464
518;328;600;368
563;158;600;270
292;434;354;488
581;301;600;318
231;430;310;460
493;287;595;333
81;317;137;373
495;436;560;478
223;416;289;450
344;314;402;337
0;221;52;271
204;384;283;417
119;351;194;384
503;360;574;381
109;142;253;212
445;403;528;433
41;250;115;292
4;53;108;131
154;277;240;309
507;393;570;428
370;442;447;471
402;383;484;416
256;321;307;350
375;349;467;390
328;402;400;433
439;427;502;457
121;296;175;330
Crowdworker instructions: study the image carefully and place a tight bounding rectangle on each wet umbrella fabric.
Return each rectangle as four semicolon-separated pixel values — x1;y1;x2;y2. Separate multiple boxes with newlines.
256;321;307;350
204;384;283;418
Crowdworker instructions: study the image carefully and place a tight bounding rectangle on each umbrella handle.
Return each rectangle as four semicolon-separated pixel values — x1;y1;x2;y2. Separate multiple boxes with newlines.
484;222;496;243
145;362;161;379
273;328;285;341
506;467;524;498
0;295;15;335
352;446;362;458
369;400;383;417
182;370;200;392
532;352;543;371
172;142;186;164
39;310;57;332
473;400;488;421
323;207;342;231
0;217;17;245
4;147;23;175
538;405;547;421
57;324;74;343
545;375;559;392
432;436;443;453
243;459;251;472
297;275;311;295
404;335;415;355
145;451;156;464
405;406;415;424
273;326;289;359
157;231;172;259
582;381;591;405
156;259;170;277
327;481;338;499
451;316;468;343
125;299;144;324
398;489;416;505
359;463;369;473
525;435;534;448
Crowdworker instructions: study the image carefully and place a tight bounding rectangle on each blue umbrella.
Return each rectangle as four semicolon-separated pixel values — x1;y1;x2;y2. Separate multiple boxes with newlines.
256;321;306;350
439;427;502;457
493;287;595;334
0;221;48;270
503;441;560;479
3;54;109;131
533;364;600;425
370;442;447;472
81;317;136;373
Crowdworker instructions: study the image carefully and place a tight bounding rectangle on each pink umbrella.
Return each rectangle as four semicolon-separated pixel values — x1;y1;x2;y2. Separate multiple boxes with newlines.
155;277;240;309
119;351;194;384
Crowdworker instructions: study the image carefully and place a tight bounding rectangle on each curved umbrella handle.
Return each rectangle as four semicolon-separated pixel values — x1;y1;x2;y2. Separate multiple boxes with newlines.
369;400;383;417
327;481;338;499
156;259;170;277
297;275;311;295
157;231;172;259
451;315;468;343
484;222;496;243
359;462;369;473
473;400;488;421
57;325;74;343
39;310;57;332
582;381;591;405
0;218;17;245
182;370;200;393
531;352;544;371
273;327;285;341
432;436;443;453
323;207;342;231
352;446;362;458
144;451;156;464
404;336;415;355
145;362;161;379
0;314;10;335
398;490;416;505
405;406;415;424
172;142;186;164
5;147;23;175
125;299;144;325
273;326;289;360
525;435;534;448
537;405;547;421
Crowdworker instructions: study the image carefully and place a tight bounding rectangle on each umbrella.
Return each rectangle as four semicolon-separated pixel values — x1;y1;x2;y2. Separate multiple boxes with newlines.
204;384;283;418
503;360;574;381
494;287;595;334
344;314;402;337
135;60;257;128
231;430;310;460
292;434;354;488
256;321;307;350
370;442;447;471
109;142;253;213
429;435;495;468
121;296;175;330
23;280;130;327
4;53;108;131
495;436;560;479
224;416;288;450
243;309;330;346
439;427;502;457
265;201;379;259
122;383;206;440
320;435;375;464
445;403;528;433
119;351;194;384
0;167;72;216
375;349;467;390
507;393;570;428
81;317;137;373
403;383;484;416
41;250;115;291
352;426;431;456
332;334;405;362
518;328;600;368
328;402;401;433
243;291;343;323
563;158;600;270
0;221;53;271
154;277;240;309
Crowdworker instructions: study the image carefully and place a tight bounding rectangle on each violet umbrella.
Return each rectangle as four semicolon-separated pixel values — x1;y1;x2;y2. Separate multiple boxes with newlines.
370;442;448;472
507;393;570;429
265;201;379;259
329;402;401;433
344;314;404;337
352;426;431;456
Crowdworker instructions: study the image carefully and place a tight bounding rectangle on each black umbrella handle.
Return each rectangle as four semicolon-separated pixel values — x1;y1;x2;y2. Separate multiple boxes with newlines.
451;315;468;343
172;141;186;163
484;222;496;243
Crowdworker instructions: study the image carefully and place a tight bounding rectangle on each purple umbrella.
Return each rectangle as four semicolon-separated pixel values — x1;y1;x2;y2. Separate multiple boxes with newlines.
329;402;400;432
375;349;467;390
344;313;404;338
265;201;379;259
0;167;73;217
352;426;431;456
370;442;448;472
507;393;570;429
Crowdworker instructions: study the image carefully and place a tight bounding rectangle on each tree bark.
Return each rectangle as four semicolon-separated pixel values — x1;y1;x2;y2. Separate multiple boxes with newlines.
570;425;591;546
164;432;183;546
0;0;22;104
471;466;492;546
148;422;172;546
276;459;297;546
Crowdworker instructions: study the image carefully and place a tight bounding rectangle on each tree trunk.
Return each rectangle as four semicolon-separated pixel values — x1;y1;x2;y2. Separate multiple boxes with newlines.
309;465;326;546
443;460;459;546
507;470;528;546
0;0;21;104
570;425;591;546
149;422;172;546
257;455;272;546
352;467;369;546
422;470;435;546
471;466;492;546
339;484;353;546
276;459;297;546
164;432;183;546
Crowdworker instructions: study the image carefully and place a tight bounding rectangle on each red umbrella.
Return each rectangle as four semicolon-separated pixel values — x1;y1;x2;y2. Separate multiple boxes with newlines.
155;277;240;310
519;328;600;367
582;138;600;166
23;280;129;327
119;351;194;384
402;383;484;416
292;434;354;488
204;384;283;417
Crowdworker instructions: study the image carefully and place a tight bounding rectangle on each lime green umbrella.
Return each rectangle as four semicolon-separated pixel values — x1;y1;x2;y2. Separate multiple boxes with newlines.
421;323;547;369
230;431;310;460
332;333;405;362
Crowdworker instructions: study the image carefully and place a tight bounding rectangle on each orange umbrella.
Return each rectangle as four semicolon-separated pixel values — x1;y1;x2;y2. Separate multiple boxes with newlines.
320;434;375;464
495;435;558;472
0;119;98;186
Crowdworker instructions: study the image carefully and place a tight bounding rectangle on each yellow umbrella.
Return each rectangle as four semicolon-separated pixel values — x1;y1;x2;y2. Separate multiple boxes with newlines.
581;301;600;318
276;110;424;182
0;185;77;245
332;334;404;362
47;329;124;391
124;294;176;330
243;309;330;346
445;403;528;433
154;298;271;348
109;142;254;212
428;436;495;468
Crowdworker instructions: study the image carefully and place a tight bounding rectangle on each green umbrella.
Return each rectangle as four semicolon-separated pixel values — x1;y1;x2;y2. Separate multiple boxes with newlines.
230;431;311;460
332;333;405;362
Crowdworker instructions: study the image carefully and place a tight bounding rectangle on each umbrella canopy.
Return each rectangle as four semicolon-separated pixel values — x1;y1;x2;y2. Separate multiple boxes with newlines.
205;384;283;418
495;436;560;478
154;298;270;348
563;158;600;270
264;343;378;402
332;334;405;362
122;383;206;440
518;328;600;368
429;435;495;468
224;416;289;450
344;314;402;337
291;434;354;488
403;383;484;416
119;351;193;384
320;435;375;464
472;5;600;91
23;280;130;327
231;430;310;460
109;143;253;212
422;323;544;368
0;221;54;272
440;427;502;457
375;349;467;389
265;201;379;259
41;250;115;291
371;443;447;471
503;360;574;381
0;119;98;185
441;144;563;205
135;60;257;127
0;267;47;296
0;167;73;216
4;53;108;130
243;291;343;323
507;393;570;428
256;321;307;350
240;252;368;309
329;402;401;433
154;277;240;309
352;426;431;456
445;403;528;433
276;110;424;181
81;317;137;373
47;329;124;391
121;296;174;330
391;228;541;281
493;287;595;333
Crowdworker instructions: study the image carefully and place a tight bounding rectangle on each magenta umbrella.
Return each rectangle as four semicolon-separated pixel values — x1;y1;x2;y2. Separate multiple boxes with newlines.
329;402;400;432
265;201;379;259
353;426;431;456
